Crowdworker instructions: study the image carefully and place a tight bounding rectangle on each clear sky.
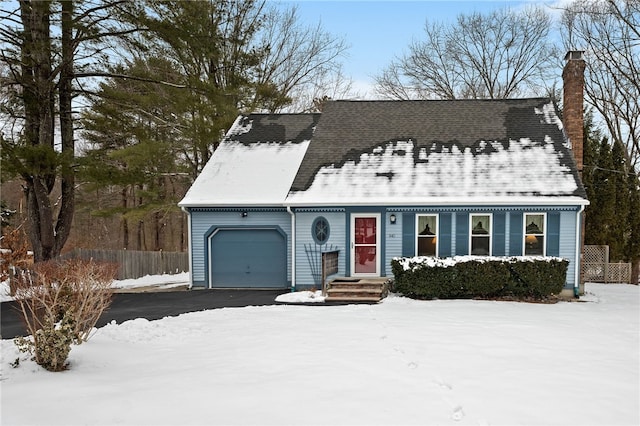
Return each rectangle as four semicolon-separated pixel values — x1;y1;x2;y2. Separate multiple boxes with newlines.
272;0;565;96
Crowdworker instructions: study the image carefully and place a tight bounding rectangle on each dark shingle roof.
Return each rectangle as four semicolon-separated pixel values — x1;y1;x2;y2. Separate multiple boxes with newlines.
227;113;320;145
290;99;585;201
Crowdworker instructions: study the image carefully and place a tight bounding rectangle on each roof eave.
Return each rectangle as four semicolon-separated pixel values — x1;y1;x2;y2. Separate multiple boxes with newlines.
283;197;590;208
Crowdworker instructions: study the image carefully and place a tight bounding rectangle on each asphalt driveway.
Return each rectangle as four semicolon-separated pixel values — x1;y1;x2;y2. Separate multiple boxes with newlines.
1;289;284;340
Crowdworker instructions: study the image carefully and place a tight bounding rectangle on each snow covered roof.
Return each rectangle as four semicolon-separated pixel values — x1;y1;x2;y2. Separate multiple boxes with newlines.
180;99;588;208
179;114;319;207
288;99;586;206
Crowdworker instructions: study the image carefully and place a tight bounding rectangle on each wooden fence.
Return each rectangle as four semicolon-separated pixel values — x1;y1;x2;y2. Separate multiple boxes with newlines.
59;249;189;280
582;245;632;284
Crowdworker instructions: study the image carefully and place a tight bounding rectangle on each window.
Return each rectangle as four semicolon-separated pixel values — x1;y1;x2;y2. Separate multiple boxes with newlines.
312;216;330;244
524;213;545;256
470;214;491;255
416;215;438;256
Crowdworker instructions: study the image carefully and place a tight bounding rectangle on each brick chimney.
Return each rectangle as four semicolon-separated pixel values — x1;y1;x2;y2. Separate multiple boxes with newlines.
562;50;586;176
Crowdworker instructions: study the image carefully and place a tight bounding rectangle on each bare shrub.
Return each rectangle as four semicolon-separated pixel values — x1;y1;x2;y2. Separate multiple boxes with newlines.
12;259;116;371
0;225;33;295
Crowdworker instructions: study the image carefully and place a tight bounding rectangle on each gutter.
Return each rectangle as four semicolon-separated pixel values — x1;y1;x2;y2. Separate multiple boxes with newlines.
281;198;590;209
180;206;194;290
287;205;296;292
574;204;586;297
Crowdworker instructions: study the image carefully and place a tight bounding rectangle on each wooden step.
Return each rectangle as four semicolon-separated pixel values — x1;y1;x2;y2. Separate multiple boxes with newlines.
324;277;391;303
326;288;383;294
324;295;383;303
327;291;383;299
328;283;383;290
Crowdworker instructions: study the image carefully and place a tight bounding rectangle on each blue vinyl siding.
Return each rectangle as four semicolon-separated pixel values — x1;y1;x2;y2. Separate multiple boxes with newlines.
189;205;582;290
295;212;345;289
559;210;578;288
439;213;452;257
509;212;523;255
455;212;469;255
385;212;403;276
547;212;561;256
402;213;415;257
493;212;506;256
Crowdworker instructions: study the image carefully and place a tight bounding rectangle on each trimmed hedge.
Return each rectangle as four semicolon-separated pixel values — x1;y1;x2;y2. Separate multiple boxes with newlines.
391;256;568;300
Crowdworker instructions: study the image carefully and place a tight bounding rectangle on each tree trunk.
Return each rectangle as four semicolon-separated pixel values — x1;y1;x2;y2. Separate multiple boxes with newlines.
17;0;80;261
53;0;76;257
153;211;161;251
121;188;129;249
19;1;60;262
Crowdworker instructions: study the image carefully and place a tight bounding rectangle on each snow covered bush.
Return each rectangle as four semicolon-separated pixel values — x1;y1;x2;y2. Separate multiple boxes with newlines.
391;256;568;300
12;259;116;371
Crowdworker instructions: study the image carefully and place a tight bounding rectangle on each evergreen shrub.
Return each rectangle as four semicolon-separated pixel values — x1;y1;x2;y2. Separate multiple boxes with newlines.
391;256;568;300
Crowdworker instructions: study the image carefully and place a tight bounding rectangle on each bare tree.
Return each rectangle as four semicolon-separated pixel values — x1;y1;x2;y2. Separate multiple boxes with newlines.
562;0;639;170
374;6;558;100
254;5;353;112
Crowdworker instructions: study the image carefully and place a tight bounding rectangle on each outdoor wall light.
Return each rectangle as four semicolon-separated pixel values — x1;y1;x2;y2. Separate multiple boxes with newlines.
389;214;396;224
241;211;248;218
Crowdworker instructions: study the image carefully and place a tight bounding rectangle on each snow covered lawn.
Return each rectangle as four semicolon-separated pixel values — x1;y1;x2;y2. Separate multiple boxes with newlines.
1;283;638;425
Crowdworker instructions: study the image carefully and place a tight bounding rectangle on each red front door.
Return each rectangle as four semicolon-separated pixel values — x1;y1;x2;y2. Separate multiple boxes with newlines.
351;214;380;276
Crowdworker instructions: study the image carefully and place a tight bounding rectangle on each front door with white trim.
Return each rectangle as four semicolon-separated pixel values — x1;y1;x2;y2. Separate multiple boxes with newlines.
351;213;381;276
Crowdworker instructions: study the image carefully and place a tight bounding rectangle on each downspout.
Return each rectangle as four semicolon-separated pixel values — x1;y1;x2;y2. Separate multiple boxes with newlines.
574;204;586;297
287;205;296;292
180;206;193;290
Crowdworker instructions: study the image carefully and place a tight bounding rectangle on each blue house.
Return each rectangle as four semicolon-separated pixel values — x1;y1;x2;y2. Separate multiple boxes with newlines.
179;52;589;298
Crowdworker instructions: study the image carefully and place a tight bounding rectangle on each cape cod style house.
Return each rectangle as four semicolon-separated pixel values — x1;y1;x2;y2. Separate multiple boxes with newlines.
179;52;589;298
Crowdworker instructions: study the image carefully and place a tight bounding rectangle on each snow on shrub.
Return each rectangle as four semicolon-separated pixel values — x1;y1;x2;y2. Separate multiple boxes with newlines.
391;256;568;300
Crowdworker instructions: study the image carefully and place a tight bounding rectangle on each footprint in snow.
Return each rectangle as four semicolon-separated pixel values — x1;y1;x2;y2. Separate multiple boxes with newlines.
451;405;465;421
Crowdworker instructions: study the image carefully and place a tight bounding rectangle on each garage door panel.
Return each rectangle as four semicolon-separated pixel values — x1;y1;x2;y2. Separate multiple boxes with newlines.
210;229;286;288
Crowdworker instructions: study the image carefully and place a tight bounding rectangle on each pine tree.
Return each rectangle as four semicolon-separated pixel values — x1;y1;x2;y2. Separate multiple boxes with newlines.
0;0;138;261
625;171;640;283
584;137;615;247
80;57;187;250
581;110;599;207
608;141;630;261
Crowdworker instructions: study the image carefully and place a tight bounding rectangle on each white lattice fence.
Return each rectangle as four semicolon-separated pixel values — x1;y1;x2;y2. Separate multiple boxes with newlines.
583;245;608;282
582;245;631;283
605;263;632;283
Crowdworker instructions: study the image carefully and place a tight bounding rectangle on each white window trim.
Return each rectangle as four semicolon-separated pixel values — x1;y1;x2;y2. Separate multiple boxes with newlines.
523;212;547;256
469;213;493;256
415;214;439;257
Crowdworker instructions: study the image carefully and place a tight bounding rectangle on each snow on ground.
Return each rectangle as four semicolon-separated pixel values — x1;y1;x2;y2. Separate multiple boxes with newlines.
1;282;639;426
275;289;325;303
0;272;190;302
110;272;190;291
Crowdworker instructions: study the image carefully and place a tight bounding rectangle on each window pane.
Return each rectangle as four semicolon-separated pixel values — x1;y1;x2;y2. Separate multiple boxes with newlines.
525;215;544;234
471;215;490;235
417;215;437;257
312;217;330;244
525;235;544;255
418;236;437;256
471;236;490;255
355;218;376;244
418;216;436;235
355;247;377;273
